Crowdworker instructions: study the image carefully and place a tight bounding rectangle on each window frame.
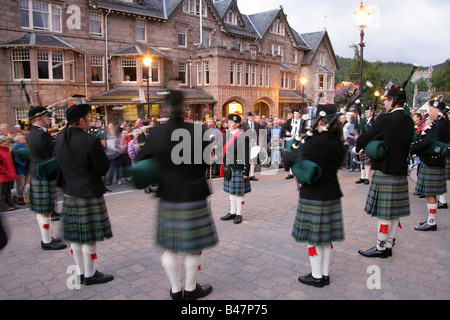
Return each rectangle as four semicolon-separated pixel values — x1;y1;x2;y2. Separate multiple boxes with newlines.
12;48;31;81
19;0;62;33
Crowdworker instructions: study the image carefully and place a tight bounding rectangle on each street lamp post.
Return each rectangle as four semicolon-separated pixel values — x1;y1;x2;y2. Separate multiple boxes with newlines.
143;56;152;119
354;2;370;87
300;77;307;111
374;90;380;112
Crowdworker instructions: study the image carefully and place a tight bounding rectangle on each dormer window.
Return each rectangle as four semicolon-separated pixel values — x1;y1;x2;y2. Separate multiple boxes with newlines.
225;10;238;25
183;0;207;17
270;19;285;36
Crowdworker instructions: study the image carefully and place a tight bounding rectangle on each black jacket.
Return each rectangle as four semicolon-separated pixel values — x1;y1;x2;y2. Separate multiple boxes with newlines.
136;119;211;202
222;129;250;177
28;125;54;179
55;127;109;198
356;108;414;176
298;131;345;201
411;117;448;167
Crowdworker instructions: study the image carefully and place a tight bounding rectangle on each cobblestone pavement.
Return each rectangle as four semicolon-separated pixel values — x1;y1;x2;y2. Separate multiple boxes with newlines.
0;168;449;300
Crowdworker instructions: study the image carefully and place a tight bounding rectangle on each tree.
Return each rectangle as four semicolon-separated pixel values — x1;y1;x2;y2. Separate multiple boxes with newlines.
432;59;450;96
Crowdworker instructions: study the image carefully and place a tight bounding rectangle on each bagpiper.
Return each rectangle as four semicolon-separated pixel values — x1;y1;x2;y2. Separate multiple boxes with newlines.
356;85;414;258
286;104;346;287
55;104;113;285
27;106;67;251
136;90;218;300
411;100;448;231
355;105;375;185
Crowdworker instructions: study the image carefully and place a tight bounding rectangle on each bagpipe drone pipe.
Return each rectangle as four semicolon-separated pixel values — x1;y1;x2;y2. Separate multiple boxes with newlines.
282;81;374;185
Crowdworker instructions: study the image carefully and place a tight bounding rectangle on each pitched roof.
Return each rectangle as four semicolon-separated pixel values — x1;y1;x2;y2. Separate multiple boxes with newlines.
109;43;171;59
247;9;280;38
0;33;82;52
300;30;339;70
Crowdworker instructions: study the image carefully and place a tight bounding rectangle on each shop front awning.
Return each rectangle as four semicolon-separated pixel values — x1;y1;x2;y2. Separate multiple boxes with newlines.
278;90;307;104
109;44;171;60
87;87;217;106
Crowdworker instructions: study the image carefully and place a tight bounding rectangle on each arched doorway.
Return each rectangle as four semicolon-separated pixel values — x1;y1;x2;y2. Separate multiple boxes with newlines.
222;97;247;119
253;101;270;118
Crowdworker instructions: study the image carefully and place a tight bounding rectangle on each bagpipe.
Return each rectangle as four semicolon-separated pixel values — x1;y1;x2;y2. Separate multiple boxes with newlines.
363;64;419;161
283;81;374;185
413;94;450;157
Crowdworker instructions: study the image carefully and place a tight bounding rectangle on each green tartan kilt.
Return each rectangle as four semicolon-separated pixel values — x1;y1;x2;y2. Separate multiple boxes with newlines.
415;164;447;196
30;177;56;215
157;199;218;253
365;171;410;219
62;194;112;244
223;166;251;195
292;198;344;246
445;158;450;180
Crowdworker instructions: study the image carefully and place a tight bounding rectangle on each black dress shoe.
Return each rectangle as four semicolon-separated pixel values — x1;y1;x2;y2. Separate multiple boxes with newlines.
364;179;370;185
250;176;259;181
234;215;242;224
358;246;388;258
184;283;213;300
83;270;114;286
386;248;392;257
323;275;330;286
355;178;365;184
285;174;294;180
298;273;324;288
170;290;183;300
220;213;236;221
51;237;62;243
414;222;437;231
438;201;448;209
41;240;67;250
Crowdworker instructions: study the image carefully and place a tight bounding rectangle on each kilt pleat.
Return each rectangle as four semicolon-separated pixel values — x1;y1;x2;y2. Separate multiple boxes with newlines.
62;194;112;244
157;199;218;253
292;198;344;246
223;166;251;195
445;158;450;180
415;164;447;196
365;171;410;219
30;177;56;214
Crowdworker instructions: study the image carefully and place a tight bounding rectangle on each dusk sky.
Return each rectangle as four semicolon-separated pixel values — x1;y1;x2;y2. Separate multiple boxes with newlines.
237;0;450;67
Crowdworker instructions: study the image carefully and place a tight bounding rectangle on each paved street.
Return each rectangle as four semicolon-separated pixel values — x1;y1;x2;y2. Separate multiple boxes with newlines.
0;168;449;301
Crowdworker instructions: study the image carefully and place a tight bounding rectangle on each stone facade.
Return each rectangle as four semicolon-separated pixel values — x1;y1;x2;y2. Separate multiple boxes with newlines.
0;0;339;127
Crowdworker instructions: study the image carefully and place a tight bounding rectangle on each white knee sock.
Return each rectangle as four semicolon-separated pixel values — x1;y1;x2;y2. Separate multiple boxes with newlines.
236;196;244;216
185;253;202;292
321;244;332;277
376;219;391;250
386;219;399;249
250;163;255;177
361;168;365;179
71;243;84;276
307;245;323;279
229;195;237;215
427;203;437;226
82;244;97;278
161;251;181;293
37;215;51;244
365;164;371;179
439;194;447;204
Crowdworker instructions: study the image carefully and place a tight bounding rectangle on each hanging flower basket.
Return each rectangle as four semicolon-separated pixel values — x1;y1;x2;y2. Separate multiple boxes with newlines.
283;107;292;113
334;81;360;104
202;109;212;115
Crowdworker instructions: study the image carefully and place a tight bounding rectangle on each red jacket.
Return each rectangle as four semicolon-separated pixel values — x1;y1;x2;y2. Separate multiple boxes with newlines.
0;146;18;182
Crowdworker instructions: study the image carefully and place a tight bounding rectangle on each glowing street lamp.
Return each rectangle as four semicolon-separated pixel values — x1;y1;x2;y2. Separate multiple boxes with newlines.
143;56;152;118
354;2;370;87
